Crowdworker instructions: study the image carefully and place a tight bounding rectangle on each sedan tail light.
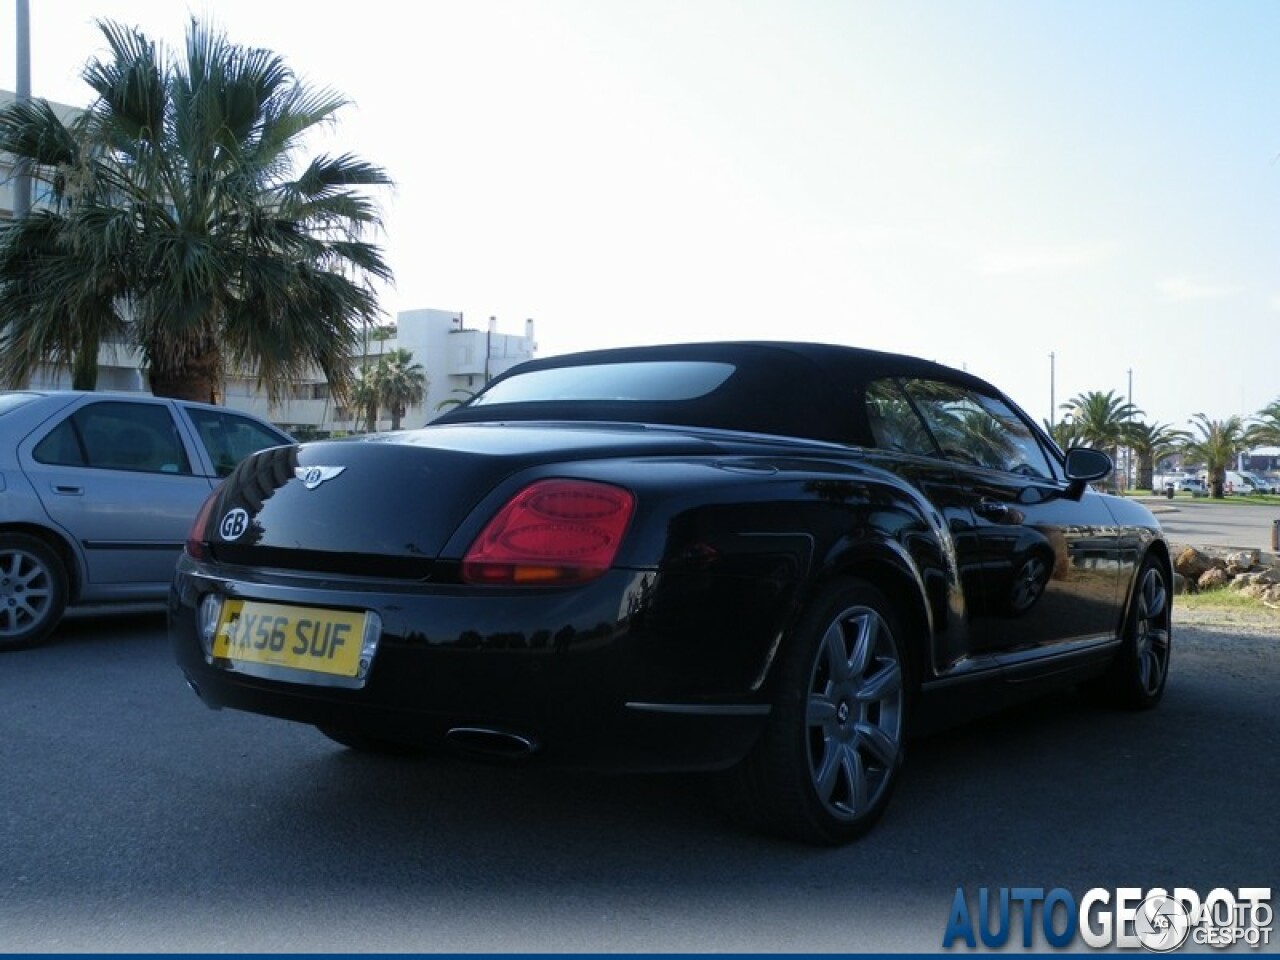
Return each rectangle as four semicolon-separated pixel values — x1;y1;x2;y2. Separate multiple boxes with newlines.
462;479;635;585
185;490;221;560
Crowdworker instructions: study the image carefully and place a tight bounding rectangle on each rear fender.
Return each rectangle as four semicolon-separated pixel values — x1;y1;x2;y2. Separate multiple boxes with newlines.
818;538;936;687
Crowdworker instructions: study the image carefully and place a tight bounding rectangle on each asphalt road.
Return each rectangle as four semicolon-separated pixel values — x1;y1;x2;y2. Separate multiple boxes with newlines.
1149;497;1280;553
1;605;1275;953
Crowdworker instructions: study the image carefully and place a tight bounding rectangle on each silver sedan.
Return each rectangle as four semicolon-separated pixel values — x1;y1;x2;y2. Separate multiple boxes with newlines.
0;390;291;649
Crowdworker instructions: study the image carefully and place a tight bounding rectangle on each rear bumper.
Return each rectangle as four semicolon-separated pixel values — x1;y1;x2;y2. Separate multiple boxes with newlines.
169;560;796;772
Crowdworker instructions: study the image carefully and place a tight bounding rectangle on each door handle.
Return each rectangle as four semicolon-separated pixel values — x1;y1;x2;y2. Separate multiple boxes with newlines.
975;501;1011;520
51;484;85;496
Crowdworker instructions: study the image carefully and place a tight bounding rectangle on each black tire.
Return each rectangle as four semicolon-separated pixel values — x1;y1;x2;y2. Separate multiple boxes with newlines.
316;724;427;757
0;533;69;651
723;580;911;845
1086;558;1171;709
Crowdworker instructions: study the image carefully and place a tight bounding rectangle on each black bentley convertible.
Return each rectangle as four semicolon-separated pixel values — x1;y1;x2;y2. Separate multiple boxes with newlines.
170;341;1171;844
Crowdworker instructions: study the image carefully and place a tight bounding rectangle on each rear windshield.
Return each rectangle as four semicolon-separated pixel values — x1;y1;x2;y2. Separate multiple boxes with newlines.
435;347;854;442
469;361;735;406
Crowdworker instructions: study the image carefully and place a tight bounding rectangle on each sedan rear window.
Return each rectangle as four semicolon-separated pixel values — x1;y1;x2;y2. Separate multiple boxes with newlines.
33;401;192;475
470;361;736;406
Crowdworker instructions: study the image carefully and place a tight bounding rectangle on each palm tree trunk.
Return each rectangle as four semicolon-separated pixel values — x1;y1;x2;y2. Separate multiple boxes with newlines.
149;351;220;403
70;334;100;390
1137;452;1154;490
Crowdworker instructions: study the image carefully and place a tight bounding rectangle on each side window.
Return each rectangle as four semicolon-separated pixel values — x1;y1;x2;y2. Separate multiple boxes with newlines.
864;379;939;457
900;379;1053;479
35;402;192;475
33;420;86;466
187;408;286;477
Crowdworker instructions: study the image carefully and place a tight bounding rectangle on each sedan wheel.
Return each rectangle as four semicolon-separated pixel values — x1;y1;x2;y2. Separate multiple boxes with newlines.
0;534;68;651
725;580;910;845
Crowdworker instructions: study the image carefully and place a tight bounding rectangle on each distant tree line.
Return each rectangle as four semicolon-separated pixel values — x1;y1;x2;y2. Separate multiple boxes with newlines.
1046;391;1280;499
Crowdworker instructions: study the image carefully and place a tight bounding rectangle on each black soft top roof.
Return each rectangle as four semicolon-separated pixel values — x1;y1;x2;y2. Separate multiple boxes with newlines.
434;341;998;445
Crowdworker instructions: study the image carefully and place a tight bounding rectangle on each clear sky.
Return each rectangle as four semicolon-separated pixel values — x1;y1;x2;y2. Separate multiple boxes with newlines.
9;0;1280;431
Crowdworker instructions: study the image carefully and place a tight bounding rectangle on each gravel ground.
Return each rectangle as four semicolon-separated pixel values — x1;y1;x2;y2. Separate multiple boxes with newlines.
1173;601;1280;634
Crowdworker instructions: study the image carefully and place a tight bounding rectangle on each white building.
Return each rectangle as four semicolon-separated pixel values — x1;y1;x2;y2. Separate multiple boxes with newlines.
15;309;537;436
224;309;537;434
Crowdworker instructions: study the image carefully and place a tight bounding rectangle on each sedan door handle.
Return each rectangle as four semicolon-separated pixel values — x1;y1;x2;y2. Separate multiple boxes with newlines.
51;484;85;496
974;501;1010;520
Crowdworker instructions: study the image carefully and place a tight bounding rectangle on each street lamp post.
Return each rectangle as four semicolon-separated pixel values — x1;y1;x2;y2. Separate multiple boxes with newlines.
1126;368;1134;490
13;0;33;217
1049;352;1056;427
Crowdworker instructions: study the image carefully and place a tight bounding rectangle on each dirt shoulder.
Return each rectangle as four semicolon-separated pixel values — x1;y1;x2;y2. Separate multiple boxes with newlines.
1173;602;1280;634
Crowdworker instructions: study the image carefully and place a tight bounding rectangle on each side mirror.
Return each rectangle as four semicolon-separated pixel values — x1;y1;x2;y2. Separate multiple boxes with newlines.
1064;446;1112;500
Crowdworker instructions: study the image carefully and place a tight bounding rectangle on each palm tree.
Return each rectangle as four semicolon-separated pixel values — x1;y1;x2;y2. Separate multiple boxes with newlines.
0;212;128;390
348;370;381;434
1043;416;1084;451
0;19;392;403
0;100;129;389
371;348;427;430
1245;399;1280;449
1059;390;1142;484
436;387;479;413
1128;421;1189;491
1183;414;1246;499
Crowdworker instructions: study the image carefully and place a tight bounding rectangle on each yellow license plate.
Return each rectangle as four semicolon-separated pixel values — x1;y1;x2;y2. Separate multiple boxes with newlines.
212;599;370;679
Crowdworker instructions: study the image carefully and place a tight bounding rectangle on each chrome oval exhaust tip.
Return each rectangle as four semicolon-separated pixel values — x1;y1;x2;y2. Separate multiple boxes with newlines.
445;726;540;759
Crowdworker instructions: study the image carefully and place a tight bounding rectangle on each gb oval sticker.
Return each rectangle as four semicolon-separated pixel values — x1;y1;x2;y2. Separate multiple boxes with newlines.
219;508;250;541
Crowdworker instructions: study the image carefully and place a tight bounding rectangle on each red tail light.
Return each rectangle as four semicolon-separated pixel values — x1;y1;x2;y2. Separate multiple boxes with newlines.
462;479;635;585
185;490;221;560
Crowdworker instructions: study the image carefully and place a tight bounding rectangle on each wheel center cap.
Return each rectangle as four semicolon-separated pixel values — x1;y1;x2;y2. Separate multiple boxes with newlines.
836;701;851;725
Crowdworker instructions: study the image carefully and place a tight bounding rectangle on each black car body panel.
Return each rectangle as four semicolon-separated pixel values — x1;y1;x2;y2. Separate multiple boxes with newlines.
170;341;1172;840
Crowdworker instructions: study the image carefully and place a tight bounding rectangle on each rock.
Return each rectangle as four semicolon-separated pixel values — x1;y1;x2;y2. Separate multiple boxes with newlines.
1175;547;1215;581
1227;549;1261;570
1198;567;1231;590
1235;571;1278;588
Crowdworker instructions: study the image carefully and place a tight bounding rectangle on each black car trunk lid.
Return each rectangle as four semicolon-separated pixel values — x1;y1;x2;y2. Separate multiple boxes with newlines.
203;423;720;580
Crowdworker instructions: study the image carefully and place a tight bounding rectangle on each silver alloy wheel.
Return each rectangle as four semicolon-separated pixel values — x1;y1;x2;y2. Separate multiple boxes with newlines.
1133;565;1171;696
0;544;55;640
805;605;904;820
